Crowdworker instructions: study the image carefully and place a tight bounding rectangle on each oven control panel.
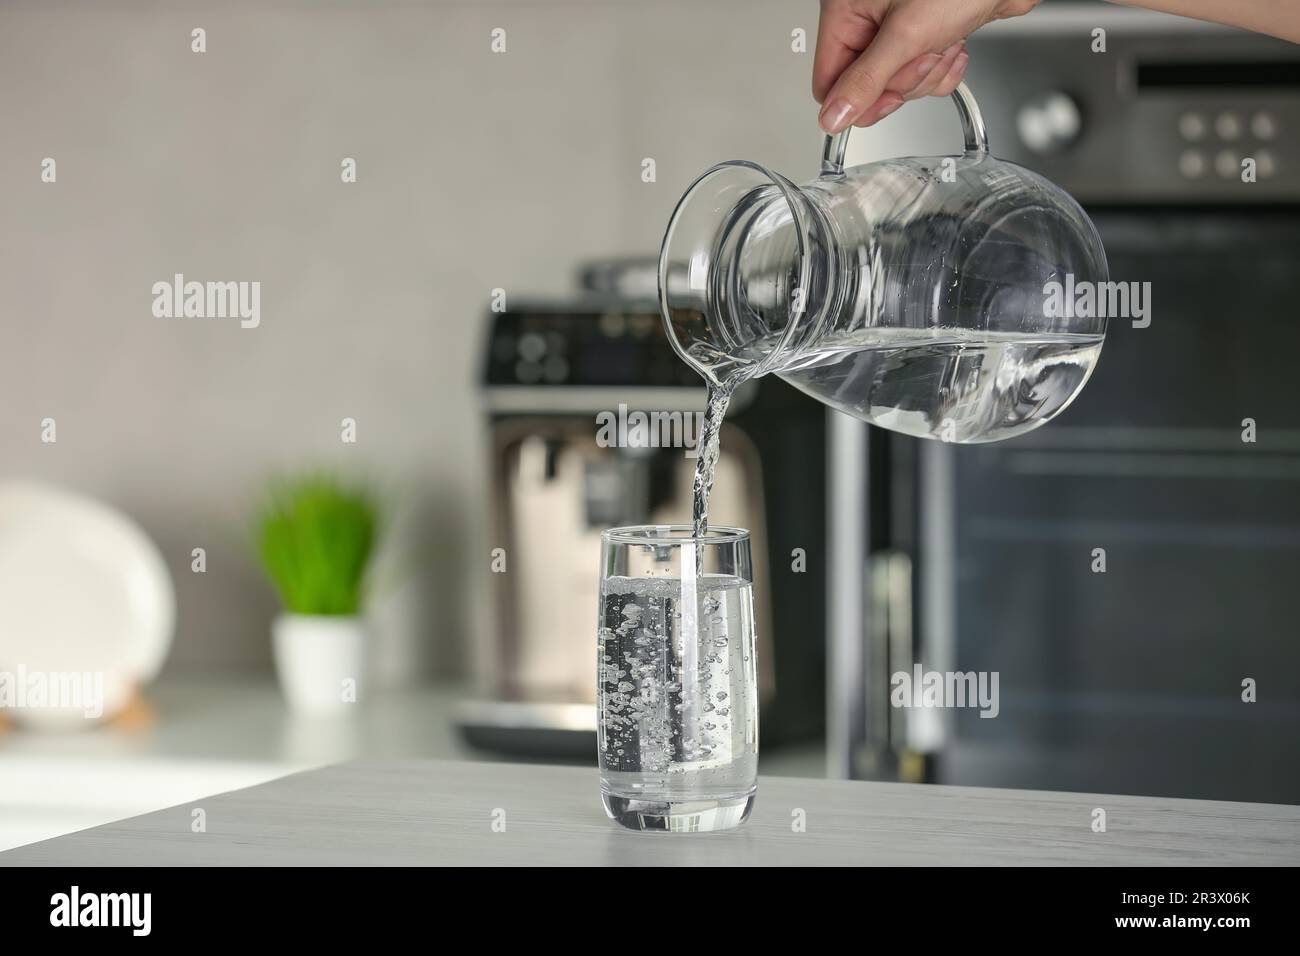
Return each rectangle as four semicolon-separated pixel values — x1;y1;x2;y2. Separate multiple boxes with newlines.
969;12;1300;203
1170;106;1280;180
482;302;698;388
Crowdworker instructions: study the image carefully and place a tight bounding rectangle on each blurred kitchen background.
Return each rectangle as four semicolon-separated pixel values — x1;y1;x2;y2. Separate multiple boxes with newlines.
2;0;1298;850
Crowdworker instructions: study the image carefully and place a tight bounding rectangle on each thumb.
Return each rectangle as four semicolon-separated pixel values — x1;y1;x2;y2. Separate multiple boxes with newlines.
818;17;929;134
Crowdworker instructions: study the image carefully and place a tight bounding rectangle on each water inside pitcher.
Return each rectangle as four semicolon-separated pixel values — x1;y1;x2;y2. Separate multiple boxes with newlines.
658;84;1108;443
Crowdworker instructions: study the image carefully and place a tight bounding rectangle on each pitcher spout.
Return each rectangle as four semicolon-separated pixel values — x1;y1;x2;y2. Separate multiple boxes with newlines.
658;160;833;385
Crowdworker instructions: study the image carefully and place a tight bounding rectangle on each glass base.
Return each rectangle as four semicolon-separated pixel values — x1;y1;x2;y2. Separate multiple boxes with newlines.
602;790;756;832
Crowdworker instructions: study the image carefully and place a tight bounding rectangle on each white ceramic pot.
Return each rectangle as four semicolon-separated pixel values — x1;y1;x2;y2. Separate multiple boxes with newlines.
272;614;367;715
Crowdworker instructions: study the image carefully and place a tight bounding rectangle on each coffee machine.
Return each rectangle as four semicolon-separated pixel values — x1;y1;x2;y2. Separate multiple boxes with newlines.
459;262;827;758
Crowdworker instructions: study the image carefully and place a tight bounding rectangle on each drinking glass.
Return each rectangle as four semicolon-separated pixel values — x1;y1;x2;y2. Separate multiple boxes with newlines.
597;525;758;832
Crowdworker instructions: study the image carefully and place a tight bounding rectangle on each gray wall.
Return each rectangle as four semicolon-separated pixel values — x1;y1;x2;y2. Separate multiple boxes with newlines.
0;0;956;683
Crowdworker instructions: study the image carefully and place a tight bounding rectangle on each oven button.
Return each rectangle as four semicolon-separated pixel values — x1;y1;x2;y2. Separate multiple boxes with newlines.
1215;149;1240;179
1215;112;1243;141
598;313;626;338
1251;112;1278;140
1178;112;1206;141
515;359;543;384
542;357;569;383
518;331;547;362
1178;149;1206;178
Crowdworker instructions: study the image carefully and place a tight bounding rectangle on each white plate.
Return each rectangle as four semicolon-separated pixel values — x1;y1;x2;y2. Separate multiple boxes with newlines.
0;483;174;728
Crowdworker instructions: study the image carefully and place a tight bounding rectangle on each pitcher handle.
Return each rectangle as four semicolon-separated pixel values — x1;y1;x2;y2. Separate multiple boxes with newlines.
820;81;989;176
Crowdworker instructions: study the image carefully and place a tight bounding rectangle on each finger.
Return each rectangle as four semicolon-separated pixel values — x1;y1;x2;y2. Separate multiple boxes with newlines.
889;51;945;98
812;34;869;105
852;91;907;128
853;45;956;128
812;6;879;103
931;49;971;98
819;15;930;133
903;42;962;100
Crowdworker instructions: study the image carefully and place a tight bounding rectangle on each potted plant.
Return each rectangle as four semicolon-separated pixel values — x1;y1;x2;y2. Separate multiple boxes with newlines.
254;474;379;715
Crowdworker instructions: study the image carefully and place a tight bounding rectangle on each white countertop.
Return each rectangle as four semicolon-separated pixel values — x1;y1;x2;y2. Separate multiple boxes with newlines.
0;676;824;850
0;677;474;851
6;758;1299;866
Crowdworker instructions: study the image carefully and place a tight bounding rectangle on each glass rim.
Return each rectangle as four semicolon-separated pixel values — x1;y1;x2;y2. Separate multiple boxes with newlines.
601;524;750;546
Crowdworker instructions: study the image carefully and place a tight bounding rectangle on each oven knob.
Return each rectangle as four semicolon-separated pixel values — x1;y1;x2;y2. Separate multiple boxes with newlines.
1179;149;1206;179
1252;111;1278;140
1016;92;1082;154
1178;112;1206;141
1215;112;1243;141
1215;149;1239;179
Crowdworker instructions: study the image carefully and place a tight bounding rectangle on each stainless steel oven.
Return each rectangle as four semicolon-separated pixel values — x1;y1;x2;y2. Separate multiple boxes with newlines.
831;6;1300;803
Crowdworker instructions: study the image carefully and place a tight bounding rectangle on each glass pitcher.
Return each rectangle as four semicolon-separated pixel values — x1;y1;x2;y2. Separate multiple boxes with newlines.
657;84;1108;443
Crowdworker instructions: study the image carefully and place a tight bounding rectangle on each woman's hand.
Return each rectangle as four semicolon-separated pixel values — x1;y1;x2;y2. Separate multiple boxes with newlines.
814;0;1041;132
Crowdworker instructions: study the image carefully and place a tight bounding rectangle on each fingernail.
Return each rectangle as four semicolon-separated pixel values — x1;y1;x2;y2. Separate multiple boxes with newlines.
819;98;856;134
877;101;902;120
